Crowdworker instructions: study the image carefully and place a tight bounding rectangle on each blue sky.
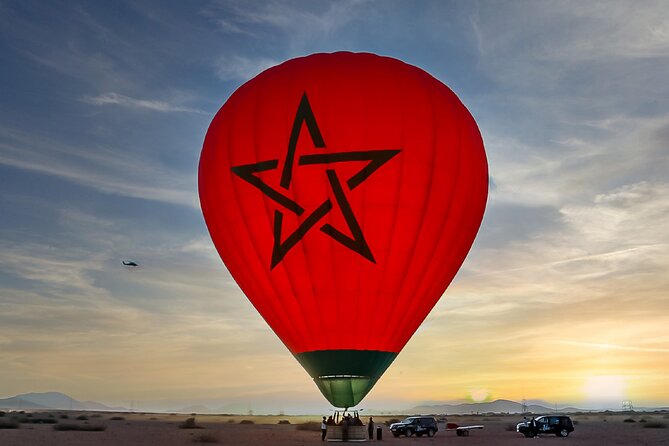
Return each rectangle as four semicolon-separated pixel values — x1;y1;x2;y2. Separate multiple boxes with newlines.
1;1;669;413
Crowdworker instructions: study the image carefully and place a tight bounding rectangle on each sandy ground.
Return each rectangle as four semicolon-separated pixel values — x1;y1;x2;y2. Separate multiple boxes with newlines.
1;412;668;446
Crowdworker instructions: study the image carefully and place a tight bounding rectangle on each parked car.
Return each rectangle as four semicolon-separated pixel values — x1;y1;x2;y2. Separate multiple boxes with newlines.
516;415;574;437
390;416;438;437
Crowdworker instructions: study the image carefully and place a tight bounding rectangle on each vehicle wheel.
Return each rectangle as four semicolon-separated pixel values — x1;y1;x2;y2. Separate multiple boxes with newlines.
557;428;569;437
406;428;413;437
427;429;435;437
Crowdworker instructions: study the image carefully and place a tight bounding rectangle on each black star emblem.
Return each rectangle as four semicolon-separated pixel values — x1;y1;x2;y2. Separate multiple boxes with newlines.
231;93;400;269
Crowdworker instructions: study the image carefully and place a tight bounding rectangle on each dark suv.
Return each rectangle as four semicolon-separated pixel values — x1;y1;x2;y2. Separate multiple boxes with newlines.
390;416;438;437
517;415;574;437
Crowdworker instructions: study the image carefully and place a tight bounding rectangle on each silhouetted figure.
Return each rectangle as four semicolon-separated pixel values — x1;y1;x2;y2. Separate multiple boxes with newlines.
368;417;375;440
342;415;350;442
530;418;538;437
321;416;327;441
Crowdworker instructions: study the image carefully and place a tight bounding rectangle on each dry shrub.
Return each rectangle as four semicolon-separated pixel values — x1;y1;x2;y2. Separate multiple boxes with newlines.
76;415;88;420
643;421;667;429
54;423;106;431
296;421;321;431
239;419;255;424
110;416;125;421
623;418;636;423
193;432;219;443
278;420;291;424
0;419;20;429
179;417;204;429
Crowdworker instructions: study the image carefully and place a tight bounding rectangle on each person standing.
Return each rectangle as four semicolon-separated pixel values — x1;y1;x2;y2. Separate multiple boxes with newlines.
321;416;327;441
368;417;375;440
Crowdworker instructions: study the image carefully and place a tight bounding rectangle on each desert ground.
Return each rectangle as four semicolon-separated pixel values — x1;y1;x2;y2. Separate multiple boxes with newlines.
1;411;668;446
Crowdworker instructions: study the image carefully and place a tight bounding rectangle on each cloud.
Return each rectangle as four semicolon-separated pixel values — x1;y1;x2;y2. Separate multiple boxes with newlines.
204;0;371;55
0;126;197;208
558;340;669;354
214;55;279;81
82;93;209;114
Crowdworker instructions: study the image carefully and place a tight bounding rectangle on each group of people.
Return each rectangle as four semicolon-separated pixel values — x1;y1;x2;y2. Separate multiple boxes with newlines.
321;415;376;441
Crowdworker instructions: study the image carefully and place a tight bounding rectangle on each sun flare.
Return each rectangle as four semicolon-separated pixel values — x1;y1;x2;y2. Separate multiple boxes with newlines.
583;376;626;402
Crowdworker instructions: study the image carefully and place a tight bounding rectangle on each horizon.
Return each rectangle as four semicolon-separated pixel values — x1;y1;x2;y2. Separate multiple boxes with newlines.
1;1;669;414
1;390;664;416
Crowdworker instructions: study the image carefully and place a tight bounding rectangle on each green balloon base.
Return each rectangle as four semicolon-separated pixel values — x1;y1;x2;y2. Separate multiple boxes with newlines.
294;350;398;408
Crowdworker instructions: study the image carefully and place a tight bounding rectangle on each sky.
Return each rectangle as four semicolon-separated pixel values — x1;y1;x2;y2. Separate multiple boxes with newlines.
1;0;668;414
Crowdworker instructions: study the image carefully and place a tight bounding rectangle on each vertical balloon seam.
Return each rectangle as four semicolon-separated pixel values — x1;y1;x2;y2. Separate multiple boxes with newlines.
365;56;401;350
402;70;450;340
248;77;299;349
387;70;442;348
409;96;474;347
410;90;468;326
407;80;464;334
230;85;301;352
428;90;484;319
351;54;368;350
280;68;323;352
296;59;330;348
375;60;409;351
389;85;463;349
354;57;370;349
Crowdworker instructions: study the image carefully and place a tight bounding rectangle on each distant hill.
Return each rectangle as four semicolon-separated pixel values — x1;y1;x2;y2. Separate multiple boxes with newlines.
175;405;216;414
408;399;564;415
0;392;125;411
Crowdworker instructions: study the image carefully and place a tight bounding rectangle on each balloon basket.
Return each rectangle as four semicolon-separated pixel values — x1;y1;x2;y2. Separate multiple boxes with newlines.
326;410;368;442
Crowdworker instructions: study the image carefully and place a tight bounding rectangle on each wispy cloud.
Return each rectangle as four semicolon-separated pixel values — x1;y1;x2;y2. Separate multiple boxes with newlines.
214;55;279;81
0;126;197;208
558;340;669;354
82;92;209;114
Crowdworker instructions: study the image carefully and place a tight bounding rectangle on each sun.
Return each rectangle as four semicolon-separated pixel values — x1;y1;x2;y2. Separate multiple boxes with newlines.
583;375;626;402
469;388;490;403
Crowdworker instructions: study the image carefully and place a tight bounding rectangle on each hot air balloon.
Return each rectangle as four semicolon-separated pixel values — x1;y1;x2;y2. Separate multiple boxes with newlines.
199;52;488;408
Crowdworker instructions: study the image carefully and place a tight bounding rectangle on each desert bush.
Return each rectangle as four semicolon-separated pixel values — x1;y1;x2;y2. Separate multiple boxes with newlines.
179;417;203;429
227;419;235;423
16;417;57;424
60;414;69;419
193;432;219;443
91;414;102;418
624;418;636;423
639;418;647;423
296;421;321;431
278;420;291;424
76;415;88;420
239;419;255;425
643;421;667;429
109;416;125;421
0;419;20;429
54;423;106;431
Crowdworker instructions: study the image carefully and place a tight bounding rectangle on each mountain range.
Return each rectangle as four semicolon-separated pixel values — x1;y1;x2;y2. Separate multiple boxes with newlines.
0;392;124;411
2;392;666;414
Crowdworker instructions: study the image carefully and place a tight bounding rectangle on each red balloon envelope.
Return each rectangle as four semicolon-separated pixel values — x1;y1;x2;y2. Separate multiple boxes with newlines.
199;52;488;408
